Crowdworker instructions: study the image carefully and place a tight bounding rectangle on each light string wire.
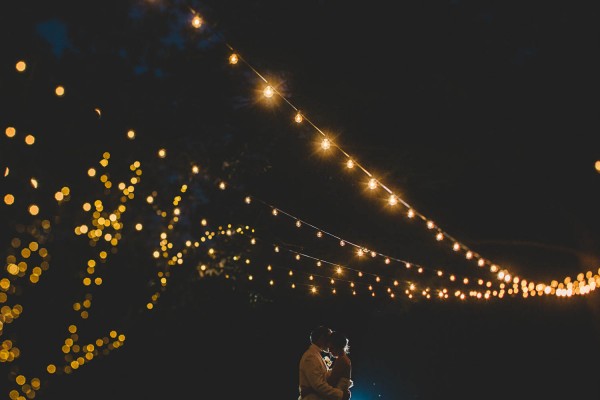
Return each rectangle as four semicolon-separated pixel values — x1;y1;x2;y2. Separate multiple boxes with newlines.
243;194;506;289
244;233;498;300
221;40;494;270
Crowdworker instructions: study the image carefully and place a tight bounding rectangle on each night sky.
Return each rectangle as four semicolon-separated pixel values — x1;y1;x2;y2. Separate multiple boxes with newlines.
1;1;599;399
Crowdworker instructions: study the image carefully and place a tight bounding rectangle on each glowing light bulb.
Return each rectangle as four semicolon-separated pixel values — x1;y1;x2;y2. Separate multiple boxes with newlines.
466;251;473;259
385;258;390;264
244;196;252;204
127;130;135;139
368;178;377;190
229;53;239;65
55;86;65;97
192;165;200;174
407;209;415;218
453;243;460;251
339;240;345;246
426;221;435;229
436;232;443;241
294;112;303;123
346;159;354;169
321;138;331;150
263;85;274;98
295;220;302;228
191;15;203;28
272;208;278;216
595;160;600;172
16;61;27;72
316;231;323;238
389;195;398;205
158;149;166;158
5;127;16;138
218;182;226;190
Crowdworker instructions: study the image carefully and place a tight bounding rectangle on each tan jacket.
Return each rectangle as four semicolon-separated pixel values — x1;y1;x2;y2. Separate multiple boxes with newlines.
298;344;343;400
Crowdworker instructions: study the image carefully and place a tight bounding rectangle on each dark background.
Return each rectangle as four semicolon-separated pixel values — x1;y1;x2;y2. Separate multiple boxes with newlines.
1;0;599;399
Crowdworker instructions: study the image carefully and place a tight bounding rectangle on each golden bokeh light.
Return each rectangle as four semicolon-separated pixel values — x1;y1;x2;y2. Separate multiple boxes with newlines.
28;204;39;215
192;15;203;28
127;129;136;139
55;85;65;96
595;160;600;172
158;148;166;158
24;134;35;145
16;61;27;72
229;53;239;64
5;126;16;138
4;194;15;205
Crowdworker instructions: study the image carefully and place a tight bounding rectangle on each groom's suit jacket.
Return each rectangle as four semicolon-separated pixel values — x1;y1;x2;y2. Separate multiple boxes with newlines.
298;344;343;400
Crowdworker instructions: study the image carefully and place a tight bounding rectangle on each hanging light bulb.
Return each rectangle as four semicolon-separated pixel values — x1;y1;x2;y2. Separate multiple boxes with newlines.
321;138;331;150
294;112;303;123
229;53;239;65
368;178;377;190
388;195;398;205
263;85;274;98
191;15;203;28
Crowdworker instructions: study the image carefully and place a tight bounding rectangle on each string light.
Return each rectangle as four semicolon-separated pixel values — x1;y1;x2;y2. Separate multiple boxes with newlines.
263;85;274;98
191;14;203;29
229;53;239;65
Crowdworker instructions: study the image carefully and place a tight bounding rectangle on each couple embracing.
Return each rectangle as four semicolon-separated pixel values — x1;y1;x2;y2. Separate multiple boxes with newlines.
298;326;353;400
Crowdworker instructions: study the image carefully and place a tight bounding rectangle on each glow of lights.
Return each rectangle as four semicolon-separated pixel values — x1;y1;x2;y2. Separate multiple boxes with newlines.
4;194;14;205
28;204;40;215
3;167;8;177
219;182;226;190
229;53;239;64
192;15;203;28
5;126;16;138
25;134;35;145
88;168;96;177
16;61;27;72
595;160;600;172
55;86;65;97
368;178;377;190
135;223;143;231
407;209;415;218
245;196;252;204
321;138;331;150
263;85;274;98
94;108;102;117
127;130;135;139
294;112;303;123
192;165;200;174
389;195;398;206
346;159;354;169
30;178;38;189
158;149;166;158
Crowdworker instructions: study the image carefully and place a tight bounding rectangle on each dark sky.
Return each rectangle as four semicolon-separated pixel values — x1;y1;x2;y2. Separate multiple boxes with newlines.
1;1;600;399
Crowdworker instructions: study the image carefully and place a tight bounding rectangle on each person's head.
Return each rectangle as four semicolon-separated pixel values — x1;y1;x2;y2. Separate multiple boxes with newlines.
310;325;333;351
328;331;350;357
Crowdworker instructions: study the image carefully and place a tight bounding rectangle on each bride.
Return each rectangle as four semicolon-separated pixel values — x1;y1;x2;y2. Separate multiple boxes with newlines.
326;331;353;392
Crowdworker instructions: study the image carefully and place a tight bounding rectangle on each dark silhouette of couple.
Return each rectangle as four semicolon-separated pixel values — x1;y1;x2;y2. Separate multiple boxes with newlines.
298;326;353;400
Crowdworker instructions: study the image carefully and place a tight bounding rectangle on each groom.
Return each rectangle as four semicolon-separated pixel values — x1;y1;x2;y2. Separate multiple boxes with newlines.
298;326;351;400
